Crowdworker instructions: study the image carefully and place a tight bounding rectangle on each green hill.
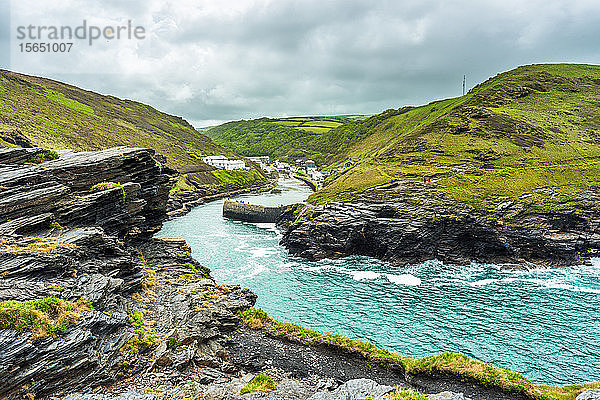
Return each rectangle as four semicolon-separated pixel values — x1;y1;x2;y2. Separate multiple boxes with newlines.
0;70;264;191
309;63;600;216
205;115;367;165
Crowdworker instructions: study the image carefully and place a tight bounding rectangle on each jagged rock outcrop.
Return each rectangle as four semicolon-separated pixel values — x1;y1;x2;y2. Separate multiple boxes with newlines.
0;147;256;400
307;378;394;400
0;147;174;237
278;181;600;266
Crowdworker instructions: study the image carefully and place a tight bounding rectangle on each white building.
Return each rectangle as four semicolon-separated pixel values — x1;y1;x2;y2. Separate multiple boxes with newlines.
203;155;246;170
275;160;291;171
310;171;325;182
248;156;270;165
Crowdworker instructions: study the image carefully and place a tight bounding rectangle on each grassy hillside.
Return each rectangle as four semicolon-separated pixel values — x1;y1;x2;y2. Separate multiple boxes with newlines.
0;70;264;190
309;64;600;215
206;115;366;165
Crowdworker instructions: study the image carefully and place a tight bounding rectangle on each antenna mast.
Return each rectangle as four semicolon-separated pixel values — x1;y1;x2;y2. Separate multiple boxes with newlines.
462;75;466;96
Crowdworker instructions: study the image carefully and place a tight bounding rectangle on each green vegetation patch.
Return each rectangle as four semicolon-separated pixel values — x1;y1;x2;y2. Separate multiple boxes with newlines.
441;162;600;211
0;237;78;254
90;181;122;192
125;328;157;355
43;89;95;115
301;64;600;211
48;284;65;292
0;70;259;195
26;150;58;165
90;181;126;201
240;373;276;395
388;387;429;400
238;308;599;400
206;115;367;165
128;307;144;327
185;262;208;278
211;169;264;187
124;307;157;355
167;336;182;349
0;297;93;339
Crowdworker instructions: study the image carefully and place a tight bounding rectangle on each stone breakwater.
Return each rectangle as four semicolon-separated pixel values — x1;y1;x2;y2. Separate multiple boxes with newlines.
167;181;276;219
223;200;284;223
277;180;600;266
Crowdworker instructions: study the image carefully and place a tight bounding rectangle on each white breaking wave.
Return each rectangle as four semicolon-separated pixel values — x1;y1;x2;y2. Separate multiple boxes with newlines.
249;247;278;258
351;271;381;281
240;260;268;279
302;264;422;286
385;273;422;286
252;222;278;232
468;276;600;294
469;278;498;286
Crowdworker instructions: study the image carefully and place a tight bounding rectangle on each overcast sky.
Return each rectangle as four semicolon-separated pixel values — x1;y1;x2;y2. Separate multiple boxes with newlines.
1;0;600;127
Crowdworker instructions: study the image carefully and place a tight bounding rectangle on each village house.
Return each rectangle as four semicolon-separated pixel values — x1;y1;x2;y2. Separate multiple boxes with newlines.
202;155;246;170
248;156;270;165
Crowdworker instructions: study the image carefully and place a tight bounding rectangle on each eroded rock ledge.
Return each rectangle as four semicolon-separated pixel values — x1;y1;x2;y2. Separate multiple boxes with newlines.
277;181;600;266
0;147;256;399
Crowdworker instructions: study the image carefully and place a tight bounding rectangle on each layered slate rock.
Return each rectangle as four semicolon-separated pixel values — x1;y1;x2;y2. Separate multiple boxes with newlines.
0;148;256;400
0;147;173;237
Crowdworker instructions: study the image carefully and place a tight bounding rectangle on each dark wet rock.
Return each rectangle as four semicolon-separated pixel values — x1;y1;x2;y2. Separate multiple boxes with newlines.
307;378;394;400
0;147;175;237
278;182;600;266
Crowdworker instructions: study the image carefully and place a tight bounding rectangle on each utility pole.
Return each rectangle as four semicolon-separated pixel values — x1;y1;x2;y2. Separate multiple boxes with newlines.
462;75;466;96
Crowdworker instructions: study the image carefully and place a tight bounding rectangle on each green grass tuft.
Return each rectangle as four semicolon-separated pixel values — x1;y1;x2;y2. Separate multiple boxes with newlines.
239;373;276;395
0;297;93;338
44;89;95;115
128;307;144;327
184;262;208;278
167;336;182;349
47;284;65;292
26;150;58;165
90;181;126;201
388;387;429;400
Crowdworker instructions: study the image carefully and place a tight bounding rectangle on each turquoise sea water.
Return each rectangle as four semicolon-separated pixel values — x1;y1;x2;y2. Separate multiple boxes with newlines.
158;179;600;385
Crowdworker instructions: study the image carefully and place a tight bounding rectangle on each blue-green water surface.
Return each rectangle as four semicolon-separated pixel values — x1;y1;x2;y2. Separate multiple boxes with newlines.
158;179;600;385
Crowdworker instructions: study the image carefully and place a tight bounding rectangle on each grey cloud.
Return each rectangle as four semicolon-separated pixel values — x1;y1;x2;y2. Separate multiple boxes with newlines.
4;0;600;126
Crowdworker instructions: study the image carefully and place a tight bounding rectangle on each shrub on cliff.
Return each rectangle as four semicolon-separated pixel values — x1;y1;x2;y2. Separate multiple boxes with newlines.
26;150;58;165
0;297;93;338
90;181;126;201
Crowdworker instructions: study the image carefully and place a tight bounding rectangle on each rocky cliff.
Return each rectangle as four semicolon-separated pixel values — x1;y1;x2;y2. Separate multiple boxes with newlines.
277;180;600;266
0;147;256;399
